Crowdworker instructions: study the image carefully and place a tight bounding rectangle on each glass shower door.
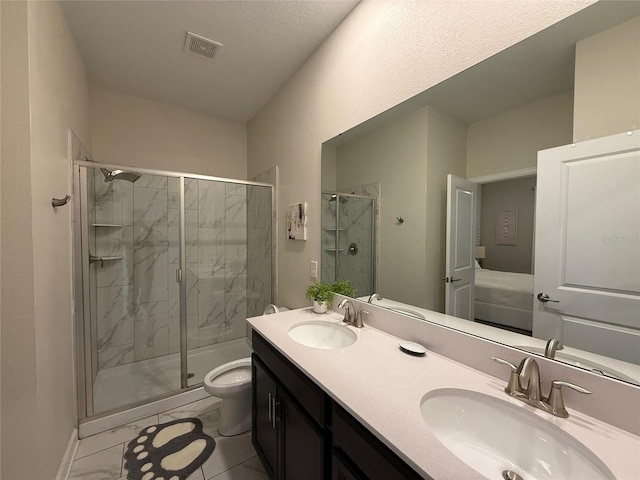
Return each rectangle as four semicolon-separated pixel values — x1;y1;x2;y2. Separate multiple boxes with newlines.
339;195;376;297
321;192;376;298
76;161;275;419
183;179;273;385
80;165;184;415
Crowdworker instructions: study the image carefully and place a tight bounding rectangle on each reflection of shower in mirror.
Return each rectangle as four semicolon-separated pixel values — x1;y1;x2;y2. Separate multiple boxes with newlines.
100;167;142;183
328;194;348;204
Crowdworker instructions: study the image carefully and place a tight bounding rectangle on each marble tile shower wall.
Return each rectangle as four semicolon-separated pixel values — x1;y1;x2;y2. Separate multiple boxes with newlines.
321;183;379;297
321;194;339;284
92;171;256;370
247;168;275;318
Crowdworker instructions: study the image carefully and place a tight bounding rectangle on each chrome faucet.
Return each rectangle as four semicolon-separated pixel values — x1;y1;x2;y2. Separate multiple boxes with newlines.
519;357;543;402
338;299;364;328
544;338;564;359
492;356;591;417
367;293;382;303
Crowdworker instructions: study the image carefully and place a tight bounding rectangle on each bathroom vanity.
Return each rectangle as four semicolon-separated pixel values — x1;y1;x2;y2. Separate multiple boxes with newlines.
252;329;422;479
248;307;640;479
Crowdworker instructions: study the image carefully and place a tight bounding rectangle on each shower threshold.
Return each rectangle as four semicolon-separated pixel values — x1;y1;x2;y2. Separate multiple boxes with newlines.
93;338;251;415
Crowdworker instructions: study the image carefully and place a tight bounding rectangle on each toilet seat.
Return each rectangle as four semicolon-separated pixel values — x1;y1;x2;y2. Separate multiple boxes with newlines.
204;357;252;397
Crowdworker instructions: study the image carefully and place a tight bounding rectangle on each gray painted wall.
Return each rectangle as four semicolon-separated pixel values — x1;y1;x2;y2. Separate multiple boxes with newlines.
480;176;536;273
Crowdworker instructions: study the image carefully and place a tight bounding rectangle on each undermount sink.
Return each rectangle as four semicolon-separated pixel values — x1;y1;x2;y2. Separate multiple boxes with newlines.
513;345;637;384
420;388;614;480
288;321;357;349
388;307;426;320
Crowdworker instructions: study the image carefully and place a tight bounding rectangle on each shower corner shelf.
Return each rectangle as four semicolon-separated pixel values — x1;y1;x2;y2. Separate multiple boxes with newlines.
323;228;345;231
91;223;124;228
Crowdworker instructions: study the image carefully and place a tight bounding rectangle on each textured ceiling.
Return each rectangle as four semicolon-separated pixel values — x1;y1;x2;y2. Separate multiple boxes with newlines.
62;1;359;123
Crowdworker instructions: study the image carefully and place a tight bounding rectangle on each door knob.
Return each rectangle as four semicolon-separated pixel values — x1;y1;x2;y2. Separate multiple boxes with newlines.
537;293;559;303
443;277;462;283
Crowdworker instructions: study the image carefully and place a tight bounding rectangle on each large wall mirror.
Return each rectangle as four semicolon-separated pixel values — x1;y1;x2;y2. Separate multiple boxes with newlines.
321;2;640;386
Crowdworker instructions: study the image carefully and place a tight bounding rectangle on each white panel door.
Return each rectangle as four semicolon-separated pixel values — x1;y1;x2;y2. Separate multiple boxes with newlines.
445;174;477;320
534;130;640;364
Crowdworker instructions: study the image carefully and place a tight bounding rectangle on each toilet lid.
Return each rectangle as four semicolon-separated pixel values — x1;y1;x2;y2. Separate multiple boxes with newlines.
211;366;250;387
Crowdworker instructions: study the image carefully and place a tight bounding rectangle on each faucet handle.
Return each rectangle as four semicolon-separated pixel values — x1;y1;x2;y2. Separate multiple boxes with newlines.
491;357;523;395
491;356;518;371
546;380;591;418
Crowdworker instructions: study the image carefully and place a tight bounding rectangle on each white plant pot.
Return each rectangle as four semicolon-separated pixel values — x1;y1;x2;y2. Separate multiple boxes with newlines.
312;300;328;314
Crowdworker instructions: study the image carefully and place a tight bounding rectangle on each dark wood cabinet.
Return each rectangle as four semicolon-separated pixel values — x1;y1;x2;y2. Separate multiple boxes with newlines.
252;333;325;480
332;450;365;480
252;357;278;478
280;387;325;478
252;331;424;480
331;403;426;480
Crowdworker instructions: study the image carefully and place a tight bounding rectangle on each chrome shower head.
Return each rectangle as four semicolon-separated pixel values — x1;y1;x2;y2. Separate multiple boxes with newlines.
101;168;142;183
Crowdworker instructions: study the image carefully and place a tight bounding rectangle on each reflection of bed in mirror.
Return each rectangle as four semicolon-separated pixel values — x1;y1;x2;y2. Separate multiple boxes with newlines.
474;264;533;333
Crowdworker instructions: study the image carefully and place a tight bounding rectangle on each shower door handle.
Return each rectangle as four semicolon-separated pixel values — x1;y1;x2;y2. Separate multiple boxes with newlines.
176;269;183;283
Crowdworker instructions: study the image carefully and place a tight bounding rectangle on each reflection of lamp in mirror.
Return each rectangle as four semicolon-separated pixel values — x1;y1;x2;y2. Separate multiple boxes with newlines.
475;246;486;268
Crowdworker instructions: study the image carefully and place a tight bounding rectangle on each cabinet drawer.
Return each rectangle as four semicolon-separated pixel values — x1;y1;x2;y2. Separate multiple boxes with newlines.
253;331;326;426
332;403;426;480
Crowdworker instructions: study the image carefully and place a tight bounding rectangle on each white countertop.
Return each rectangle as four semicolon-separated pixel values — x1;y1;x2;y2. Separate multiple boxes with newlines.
248;308;640;480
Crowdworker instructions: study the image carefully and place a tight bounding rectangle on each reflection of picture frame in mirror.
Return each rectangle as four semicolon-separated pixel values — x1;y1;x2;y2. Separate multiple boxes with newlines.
496;209;518;245
287;202;307;240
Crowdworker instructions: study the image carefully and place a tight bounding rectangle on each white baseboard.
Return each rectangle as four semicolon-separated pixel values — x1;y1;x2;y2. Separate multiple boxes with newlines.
55;428;79;480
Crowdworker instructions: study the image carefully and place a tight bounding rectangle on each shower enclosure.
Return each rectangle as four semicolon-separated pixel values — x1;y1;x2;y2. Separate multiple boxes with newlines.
321;192;376;297
73;157;274;419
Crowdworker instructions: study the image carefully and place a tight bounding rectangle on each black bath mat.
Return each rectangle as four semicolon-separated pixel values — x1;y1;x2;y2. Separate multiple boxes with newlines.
124;418;215;480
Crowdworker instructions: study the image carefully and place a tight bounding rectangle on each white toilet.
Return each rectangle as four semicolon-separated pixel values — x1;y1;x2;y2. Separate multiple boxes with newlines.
203;357;252;436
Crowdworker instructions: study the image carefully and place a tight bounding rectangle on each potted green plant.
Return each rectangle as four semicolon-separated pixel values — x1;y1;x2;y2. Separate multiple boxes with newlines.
305;282;335;313
331;280;356;298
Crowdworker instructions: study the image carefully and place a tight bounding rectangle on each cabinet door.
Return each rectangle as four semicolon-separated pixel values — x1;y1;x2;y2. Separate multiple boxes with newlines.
252;356;278;478
332;451;365;480
281;389;324;480
332;403;424;480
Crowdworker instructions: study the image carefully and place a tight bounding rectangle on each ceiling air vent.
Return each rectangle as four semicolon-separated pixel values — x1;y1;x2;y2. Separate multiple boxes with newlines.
184;31;222;59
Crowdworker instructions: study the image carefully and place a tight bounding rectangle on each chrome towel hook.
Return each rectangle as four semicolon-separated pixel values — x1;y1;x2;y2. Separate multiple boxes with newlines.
396;216;404;224
52;195;71;208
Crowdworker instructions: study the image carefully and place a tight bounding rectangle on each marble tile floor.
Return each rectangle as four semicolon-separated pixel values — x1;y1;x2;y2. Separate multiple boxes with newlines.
69;396;268;480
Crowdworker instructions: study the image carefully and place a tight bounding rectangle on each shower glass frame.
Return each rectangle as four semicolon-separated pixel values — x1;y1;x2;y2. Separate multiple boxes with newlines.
73;160;276;422
322;191;377;294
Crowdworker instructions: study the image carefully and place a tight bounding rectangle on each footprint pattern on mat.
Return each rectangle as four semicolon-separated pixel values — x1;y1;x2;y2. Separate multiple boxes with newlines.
124;418;215;480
